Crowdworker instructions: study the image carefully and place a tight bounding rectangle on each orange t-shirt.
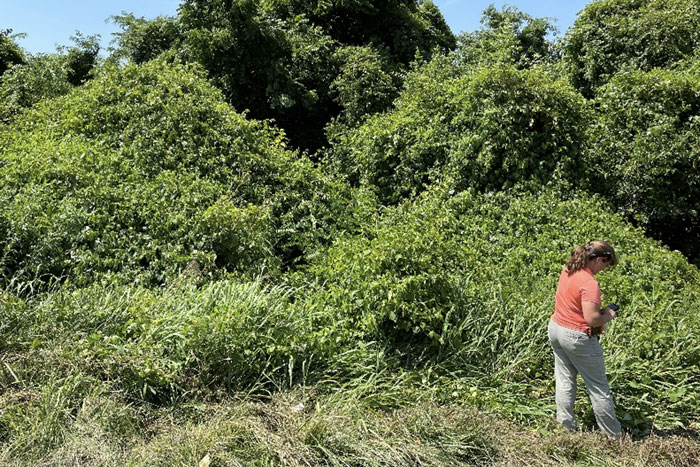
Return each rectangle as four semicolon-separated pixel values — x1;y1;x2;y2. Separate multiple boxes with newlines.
551;267;601;332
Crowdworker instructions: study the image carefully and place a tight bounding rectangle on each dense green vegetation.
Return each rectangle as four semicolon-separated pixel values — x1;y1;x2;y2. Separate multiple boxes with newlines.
564;0;700;96
0;33;102;124
588;66;700;260
0;60;358;288
2;0;700;464
173;0;455;150
329;59;588;204
0;30;25;77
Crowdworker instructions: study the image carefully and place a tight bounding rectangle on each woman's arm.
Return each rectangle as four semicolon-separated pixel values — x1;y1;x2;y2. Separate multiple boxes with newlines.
582;301;616;327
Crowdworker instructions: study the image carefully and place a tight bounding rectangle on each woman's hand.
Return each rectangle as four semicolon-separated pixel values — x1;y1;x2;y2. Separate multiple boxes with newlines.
603;306;617;320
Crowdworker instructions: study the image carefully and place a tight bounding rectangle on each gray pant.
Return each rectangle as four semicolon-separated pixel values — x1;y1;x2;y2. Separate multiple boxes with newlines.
547;319;622;439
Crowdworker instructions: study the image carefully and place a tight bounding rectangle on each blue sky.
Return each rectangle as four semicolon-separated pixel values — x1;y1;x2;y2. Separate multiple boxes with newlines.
2;1;591;55
434;1;591;38
2;0;180;54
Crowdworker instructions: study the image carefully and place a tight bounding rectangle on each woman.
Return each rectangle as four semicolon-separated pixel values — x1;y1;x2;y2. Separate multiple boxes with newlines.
548;240;621;439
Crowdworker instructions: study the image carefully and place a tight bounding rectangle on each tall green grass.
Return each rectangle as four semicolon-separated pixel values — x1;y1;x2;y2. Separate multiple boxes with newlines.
2;279;322;403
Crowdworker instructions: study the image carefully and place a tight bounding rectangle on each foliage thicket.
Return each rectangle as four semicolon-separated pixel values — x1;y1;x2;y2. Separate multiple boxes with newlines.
60;32;101;86
565;0;700;96
107;0;455;149
0;34;102;124
3;186;698;428
0;59;357;288
330;56;588;204
3;1;700;463
297;186;700;425
329;45;399;126
262;0;456;64
557;0;700;262
0;54;73;124
109;13;181;64
0;30;25;77
587;66;700;260
456;5;559;69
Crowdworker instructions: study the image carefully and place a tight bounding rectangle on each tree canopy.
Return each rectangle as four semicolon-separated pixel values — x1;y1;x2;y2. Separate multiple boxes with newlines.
0;29;25;76
171;0;456;149
456;5;558;69
565;0;700;96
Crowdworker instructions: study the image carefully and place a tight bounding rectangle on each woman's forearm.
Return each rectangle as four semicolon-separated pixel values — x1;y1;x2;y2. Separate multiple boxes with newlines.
582;301;615;327
587;310;614;327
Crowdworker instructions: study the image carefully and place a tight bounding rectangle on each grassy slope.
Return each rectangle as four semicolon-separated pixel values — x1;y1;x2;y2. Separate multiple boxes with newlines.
2;187;700;465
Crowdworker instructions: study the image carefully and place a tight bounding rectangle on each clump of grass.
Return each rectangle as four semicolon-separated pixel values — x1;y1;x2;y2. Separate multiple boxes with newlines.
75;390;498;466
2;279;330;403
0;373;134;462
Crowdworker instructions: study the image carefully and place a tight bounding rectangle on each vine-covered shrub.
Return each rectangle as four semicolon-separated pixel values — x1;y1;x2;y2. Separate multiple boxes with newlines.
5;186;699;426
329;57;589;204
0;59;353;287
455;5;558;70
330;45;398;126
564;0;700;96
176;0;454;150
110;13;182;64
588;66;700;261
0;31;24;77
0;35;103;125
0;54;74;124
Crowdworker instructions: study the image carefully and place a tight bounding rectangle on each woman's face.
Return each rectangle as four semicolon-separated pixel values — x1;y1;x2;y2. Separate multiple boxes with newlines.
590;257;611;275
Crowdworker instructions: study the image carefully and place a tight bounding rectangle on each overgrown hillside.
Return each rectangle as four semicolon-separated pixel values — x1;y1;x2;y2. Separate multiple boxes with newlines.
2;0;700;465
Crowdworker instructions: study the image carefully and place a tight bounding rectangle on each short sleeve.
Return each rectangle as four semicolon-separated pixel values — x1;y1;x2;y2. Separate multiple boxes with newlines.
580;279;601;305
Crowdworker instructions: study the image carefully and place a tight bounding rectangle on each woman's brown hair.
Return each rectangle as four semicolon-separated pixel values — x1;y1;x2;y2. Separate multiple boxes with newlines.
566;241;618;273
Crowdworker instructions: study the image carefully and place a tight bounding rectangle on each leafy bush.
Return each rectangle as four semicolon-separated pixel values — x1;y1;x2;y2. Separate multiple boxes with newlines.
587;67;700;261
0;33;103;125
0;30;24;77
0;33;101;124
177;1;342;150
330;57;588;204
109;13;181;64
0;53;74;124
0;59;354;287
264;0;456;65
177;0;454;150
62;32;100;86
330;46;398;126
456;5;558;70
564;0;700;96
